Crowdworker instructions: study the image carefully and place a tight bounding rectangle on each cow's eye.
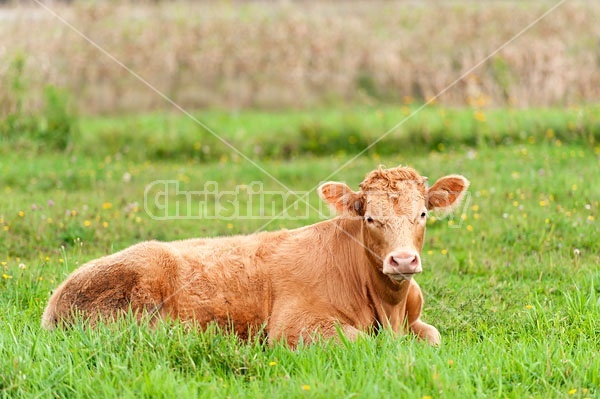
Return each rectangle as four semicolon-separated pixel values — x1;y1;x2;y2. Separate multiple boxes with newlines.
420;211;427;219
365;216;375;224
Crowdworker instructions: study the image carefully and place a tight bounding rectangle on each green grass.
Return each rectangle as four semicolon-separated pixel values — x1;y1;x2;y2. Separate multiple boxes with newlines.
0;107;599;398
77;105;600;161
3;102;600;162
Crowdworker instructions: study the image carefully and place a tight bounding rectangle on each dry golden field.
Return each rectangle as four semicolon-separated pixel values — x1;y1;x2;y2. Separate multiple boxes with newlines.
1;1;600;114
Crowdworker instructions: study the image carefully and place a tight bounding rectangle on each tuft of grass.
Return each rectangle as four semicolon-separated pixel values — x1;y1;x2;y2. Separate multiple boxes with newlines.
37;85;77;151
0;80;77;152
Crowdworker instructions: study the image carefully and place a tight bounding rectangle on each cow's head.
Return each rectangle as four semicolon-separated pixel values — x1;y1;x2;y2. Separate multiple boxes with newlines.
318;166;469;281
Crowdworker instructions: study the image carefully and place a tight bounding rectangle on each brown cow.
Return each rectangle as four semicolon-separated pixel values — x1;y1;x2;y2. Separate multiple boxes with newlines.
42;165;469;346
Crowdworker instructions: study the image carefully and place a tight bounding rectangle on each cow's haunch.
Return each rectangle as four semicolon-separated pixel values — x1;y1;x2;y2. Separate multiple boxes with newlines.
43;165;469;347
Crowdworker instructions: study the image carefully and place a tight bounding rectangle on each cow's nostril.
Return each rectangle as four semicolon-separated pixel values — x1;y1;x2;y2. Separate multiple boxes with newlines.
383;251;422;277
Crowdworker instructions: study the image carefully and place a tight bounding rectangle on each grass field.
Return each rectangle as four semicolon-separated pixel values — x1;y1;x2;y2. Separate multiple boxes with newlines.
0;105;599;398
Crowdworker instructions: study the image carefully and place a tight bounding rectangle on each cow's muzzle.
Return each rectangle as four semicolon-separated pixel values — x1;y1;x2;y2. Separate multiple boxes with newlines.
382;250;422;280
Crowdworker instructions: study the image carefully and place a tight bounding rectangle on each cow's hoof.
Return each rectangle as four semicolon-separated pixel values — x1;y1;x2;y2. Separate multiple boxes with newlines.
421;326;441;346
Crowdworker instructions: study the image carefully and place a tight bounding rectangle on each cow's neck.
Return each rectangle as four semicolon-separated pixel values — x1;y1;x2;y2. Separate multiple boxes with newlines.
331;217;412;307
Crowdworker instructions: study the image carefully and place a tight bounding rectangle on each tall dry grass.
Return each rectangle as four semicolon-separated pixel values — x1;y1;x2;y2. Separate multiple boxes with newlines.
1;1;600;114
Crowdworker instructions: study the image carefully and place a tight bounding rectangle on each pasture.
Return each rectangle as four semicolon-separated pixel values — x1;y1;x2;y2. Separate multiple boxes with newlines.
1;1;600;397
1;106;599;398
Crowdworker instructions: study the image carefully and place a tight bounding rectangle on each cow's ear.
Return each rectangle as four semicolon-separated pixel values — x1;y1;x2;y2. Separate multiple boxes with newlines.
318;182;363;216
427;175;470;211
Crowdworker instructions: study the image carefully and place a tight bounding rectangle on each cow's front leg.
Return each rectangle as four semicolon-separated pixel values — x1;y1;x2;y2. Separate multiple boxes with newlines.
269;302;362;347
406;280;441;346
279;319;362;347
321;323;362;342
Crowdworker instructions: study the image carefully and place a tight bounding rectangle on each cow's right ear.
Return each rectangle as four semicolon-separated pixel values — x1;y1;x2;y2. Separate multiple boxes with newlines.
318;182;364;216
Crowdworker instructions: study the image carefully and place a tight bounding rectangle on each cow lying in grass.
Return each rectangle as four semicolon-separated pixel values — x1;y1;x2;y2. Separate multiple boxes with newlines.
43;165;469;346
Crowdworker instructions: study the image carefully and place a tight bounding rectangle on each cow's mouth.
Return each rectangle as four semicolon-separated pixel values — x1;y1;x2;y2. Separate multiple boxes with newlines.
387;272;416;281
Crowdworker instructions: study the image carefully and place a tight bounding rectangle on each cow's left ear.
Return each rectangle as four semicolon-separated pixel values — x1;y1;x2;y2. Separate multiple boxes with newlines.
318;182;364;216
427;175;470;211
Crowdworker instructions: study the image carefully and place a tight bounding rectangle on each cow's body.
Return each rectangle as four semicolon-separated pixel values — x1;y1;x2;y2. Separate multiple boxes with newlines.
43;166;469;346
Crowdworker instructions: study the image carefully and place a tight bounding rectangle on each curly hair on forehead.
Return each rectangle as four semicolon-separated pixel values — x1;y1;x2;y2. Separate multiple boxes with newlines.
359;165;427;194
